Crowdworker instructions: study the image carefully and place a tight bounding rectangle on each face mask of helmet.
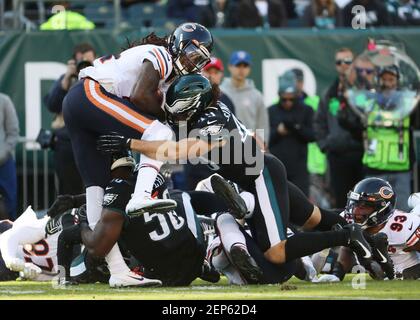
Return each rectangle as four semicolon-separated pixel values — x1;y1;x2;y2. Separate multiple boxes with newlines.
174;40;211;75
347;196;391;229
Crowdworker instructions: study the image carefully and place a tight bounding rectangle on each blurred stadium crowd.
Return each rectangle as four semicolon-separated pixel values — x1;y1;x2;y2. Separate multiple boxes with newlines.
0;1;419;223
1;0;420;31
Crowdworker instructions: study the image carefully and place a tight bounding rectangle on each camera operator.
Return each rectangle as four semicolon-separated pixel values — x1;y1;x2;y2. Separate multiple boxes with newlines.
44;43;96;195
337;53;419;212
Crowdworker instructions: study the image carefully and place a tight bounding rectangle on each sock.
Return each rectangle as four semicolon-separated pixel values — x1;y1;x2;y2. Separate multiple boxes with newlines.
132;159;162;199
86;186;104;229
105;243;130;275
315;208;348;231
240;191;255;218
132;120;173;200
216;213;247;253
284;230;349;262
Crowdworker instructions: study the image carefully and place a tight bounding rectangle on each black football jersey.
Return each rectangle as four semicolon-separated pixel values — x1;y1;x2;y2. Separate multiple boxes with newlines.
102;178;134;217
182;101;264;188
102;179;206;286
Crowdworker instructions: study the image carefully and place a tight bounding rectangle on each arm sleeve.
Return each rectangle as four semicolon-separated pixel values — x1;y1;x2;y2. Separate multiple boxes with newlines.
44;75;67;113
0;224;45;263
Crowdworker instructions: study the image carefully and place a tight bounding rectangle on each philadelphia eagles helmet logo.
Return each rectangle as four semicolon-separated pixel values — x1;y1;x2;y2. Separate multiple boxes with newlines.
166;93;202;119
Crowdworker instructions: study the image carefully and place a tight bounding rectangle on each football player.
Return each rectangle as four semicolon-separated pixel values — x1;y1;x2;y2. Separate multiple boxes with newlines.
75;152;247;286
97;74;379;277
319;178;420;281
0;206;82;282
0;220;18;281
62;23;213;286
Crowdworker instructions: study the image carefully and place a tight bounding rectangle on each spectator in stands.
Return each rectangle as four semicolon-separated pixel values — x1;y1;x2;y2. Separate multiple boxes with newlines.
233;0;288;28
167;0;209;22
40;2;95;30
221;50;269;145
342;0;392;28
0;93;19;220
314;48;364;208
200;0;238;28
44;43;96;196
202;57;235;114
386;0;420;26
268;71;315;196
338;60;418;211
291;68;308;104
302;0;343;29
121;0;159;7
184;56;236;190
282;0;298;18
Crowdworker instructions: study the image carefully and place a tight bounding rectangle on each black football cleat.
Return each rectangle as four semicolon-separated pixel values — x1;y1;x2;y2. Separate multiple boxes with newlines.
229;244;263;284
211;174;247;220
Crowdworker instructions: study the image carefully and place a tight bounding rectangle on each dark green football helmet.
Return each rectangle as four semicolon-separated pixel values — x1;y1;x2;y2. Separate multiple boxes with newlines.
164;74;213;126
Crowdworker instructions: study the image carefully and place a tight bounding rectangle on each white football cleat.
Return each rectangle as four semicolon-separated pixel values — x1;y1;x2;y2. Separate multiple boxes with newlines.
126;196;177;216
109;271;162;288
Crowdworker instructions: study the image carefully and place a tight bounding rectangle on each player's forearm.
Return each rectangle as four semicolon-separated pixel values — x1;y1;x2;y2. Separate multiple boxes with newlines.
80;224;108;258
130;138;216;161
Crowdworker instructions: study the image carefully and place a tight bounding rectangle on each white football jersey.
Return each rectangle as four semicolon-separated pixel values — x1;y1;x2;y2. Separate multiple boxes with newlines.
341;210;420;273
381;210;420;273
0;207;62;281
79;44;173;98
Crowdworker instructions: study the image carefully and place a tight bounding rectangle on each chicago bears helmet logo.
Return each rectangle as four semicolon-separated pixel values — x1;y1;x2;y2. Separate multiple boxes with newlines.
379;186;394;199
181;23;197;32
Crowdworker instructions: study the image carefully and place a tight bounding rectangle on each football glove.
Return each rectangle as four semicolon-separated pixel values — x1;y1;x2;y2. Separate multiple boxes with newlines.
367;232;395;280
47;195;75;218
6;258;25;272
97;132;131;154
19;263;42;280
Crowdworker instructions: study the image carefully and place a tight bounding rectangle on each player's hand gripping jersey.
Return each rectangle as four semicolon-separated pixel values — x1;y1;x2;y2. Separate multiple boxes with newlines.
79;44;173;98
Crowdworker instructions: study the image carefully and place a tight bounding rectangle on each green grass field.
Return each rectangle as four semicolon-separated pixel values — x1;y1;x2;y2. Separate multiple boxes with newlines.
0;275;419;300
